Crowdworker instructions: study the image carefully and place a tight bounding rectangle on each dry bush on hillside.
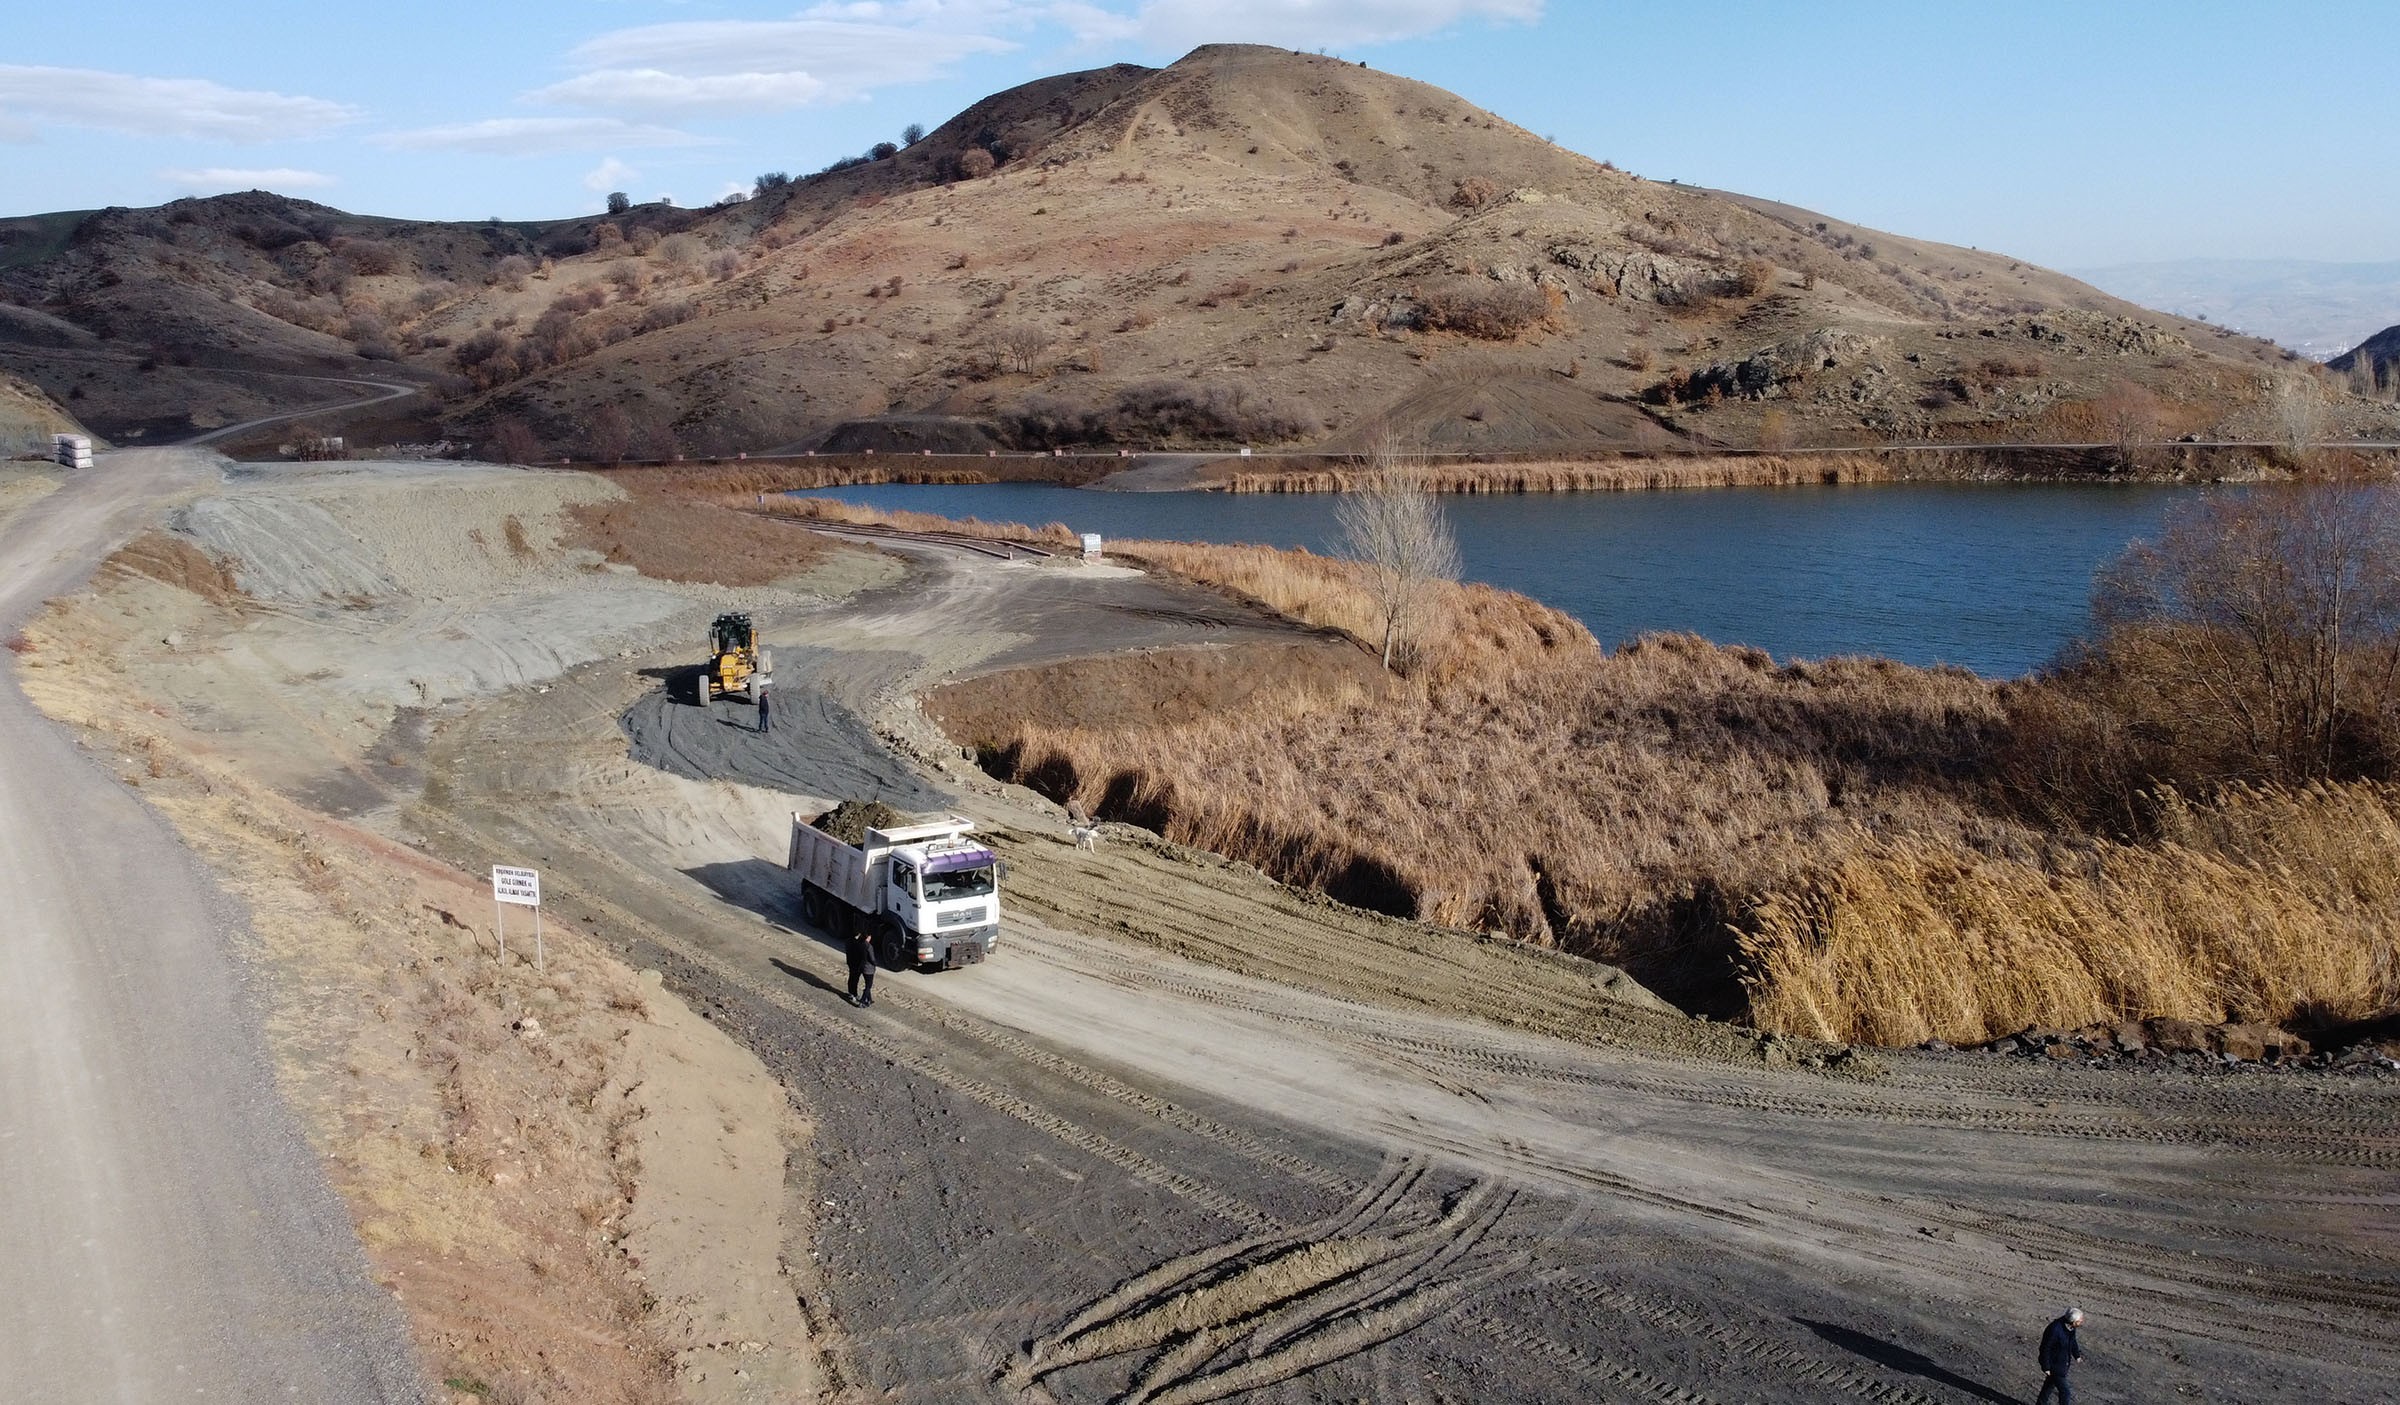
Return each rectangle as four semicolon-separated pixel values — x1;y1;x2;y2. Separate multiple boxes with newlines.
956;148;997;180
1415;281;1554;340
1731;258;1776;298
991;325;1054;372
1450;176;1500;211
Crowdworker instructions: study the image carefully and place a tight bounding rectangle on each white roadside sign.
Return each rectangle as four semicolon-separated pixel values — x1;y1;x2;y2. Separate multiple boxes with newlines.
492;865;541;907
490;865;545;971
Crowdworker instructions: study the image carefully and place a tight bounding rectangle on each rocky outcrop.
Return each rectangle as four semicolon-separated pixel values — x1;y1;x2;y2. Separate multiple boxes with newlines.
1683;328;1887;401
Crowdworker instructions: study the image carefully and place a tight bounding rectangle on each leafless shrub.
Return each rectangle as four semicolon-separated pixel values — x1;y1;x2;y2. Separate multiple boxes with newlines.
490;417;543;465
1337;443;1463;671
992;324;1055;373
1415;280;1553;340
956;148;996;180
1731;258;1776;298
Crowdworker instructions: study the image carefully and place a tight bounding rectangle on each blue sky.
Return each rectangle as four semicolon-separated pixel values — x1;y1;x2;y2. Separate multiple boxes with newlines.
1;0;2392;269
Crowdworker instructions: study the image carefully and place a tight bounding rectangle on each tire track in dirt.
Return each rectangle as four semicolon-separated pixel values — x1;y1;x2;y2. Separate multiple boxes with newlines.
1015;917;2400;1170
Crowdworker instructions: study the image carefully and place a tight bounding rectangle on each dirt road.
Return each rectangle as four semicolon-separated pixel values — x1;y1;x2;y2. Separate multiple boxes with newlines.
0;450;422;1401
401;533;2398;1404
39;461;2396;1404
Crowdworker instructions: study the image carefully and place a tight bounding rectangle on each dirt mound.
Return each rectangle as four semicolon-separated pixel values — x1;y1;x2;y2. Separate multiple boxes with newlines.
101;529;245;605
813;799;911;844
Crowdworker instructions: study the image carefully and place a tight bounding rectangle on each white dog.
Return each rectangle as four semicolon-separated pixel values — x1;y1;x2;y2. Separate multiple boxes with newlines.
1070;824;1100;851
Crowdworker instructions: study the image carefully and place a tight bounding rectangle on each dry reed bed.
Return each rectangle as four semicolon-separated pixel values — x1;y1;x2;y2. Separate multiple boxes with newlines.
1742;784;2400;1046
1217;454;1890;494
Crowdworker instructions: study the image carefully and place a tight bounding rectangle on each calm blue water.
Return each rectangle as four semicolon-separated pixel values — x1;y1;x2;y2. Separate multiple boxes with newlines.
800;482;2216;676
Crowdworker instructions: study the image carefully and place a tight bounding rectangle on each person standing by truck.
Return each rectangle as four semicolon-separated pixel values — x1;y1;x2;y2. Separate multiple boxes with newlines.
844;924;876;1007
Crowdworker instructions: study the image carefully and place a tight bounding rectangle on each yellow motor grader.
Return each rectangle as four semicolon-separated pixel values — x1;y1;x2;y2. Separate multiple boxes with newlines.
693;611;773;705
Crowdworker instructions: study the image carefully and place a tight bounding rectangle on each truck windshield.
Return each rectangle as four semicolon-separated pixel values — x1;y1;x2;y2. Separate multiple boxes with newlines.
923;866;995;901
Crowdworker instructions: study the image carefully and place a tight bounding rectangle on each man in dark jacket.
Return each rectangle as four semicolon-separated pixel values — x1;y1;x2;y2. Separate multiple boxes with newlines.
844;925;876;1007
2035;1307;2085;1405
756;689;772;734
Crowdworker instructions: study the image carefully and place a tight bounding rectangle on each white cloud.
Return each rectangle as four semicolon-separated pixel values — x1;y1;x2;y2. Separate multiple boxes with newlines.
159;166;338;192
376;117;707;155
0;65;355;142
1092;0;1544;50
530;18;1015;114
583;156;639;193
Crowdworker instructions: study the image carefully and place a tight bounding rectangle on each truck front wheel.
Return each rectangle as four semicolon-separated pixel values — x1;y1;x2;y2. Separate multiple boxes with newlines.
874;918;908;971
799;883;827;930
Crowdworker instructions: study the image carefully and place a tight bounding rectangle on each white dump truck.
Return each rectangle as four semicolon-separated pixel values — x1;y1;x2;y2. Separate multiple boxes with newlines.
787;812;1001;970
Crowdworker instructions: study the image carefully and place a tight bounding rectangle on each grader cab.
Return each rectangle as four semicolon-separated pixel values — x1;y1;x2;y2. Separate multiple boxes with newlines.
694;611;773;705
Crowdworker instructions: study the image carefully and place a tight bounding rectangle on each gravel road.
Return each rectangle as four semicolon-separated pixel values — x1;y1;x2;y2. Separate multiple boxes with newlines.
0;449;423;1402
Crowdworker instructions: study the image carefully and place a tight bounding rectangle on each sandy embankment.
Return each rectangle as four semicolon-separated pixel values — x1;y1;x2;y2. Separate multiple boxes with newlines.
0;463;60;532
16;458;858;1404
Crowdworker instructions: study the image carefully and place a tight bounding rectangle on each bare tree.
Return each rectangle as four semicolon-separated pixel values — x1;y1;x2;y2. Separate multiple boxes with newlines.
991;324;1054;373
2094;379;2160;471
2272;372;2325;460
902;122;927;147
588;404;634;464
2091;480;2400;783
1337;443;1462;671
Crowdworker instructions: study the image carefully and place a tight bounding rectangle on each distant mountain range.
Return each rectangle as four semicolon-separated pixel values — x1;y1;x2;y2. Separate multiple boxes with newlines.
2068;259;2400;359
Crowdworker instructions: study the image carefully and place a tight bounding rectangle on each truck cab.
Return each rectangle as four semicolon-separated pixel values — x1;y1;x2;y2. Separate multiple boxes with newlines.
882;833;1001;968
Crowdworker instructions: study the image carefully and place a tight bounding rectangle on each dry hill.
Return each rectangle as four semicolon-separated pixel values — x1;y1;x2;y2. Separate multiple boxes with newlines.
2332;324;2400;398
3;44;2391;458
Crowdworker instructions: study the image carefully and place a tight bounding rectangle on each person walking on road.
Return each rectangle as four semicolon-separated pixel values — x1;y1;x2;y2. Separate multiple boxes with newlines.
757;689;772;734
2035;1307;2085;1405
844;924;875;1007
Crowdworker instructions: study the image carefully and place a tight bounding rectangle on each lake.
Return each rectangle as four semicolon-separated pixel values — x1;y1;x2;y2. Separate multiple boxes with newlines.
797;481;2222;676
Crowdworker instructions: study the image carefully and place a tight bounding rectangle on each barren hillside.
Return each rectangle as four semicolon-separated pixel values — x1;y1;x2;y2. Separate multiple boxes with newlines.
4;44;2387;457
0;370;86;454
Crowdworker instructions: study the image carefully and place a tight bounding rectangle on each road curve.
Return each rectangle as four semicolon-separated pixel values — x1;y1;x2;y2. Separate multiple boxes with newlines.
0;450;423;1401
180;372;419;447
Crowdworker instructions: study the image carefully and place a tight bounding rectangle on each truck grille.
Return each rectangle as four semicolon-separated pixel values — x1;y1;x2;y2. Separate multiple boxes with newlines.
939;906;989;928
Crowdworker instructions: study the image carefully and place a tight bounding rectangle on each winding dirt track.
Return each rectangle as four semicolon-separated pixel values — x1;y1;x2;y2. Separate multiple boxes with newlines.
0;451;422;1402
404;534;2400;1405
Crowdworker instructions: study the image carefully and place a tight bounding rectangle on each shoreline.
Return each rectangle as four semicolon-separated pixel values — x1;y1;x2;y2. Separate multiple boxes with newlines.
558;441;2397;496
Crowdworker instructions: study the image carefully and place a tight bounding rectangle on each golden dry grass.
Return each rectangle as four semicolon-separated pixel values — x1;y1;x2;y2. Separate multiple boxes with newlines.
1740;784;2400;1046
952;627;2008;1008
941;532;2400;1041
1217;454;1890;494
